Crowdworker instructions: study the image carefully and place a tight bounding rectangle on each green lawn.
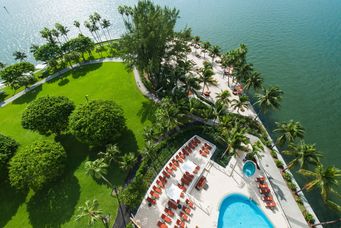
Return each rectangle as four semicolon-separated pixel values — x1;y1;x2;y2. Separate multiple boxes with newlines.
0;62;152;228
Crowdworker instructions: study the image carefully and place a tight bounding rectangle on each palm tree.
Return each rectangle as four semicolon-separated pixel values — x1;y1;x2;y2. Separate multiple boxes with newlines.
244;71;263;91
254;86;284;116
51;29;61;44
231;95;249;114
13;51;27;62
101;19;112;41
75;199;109;228
74;20;82;34
274;120;305;147
216;90;231;108
119;152;137;172
193;36;200;49
202;41;211;58
199;61;217;94
55;23;70;42
298;164;341;205
84;21;98;42
220;126;249;158
85;158;112;187
234;62;253;83
98;144;120;165
283;141;322;171
30;44;39;54
211;45;221;62
155;99;185;133
0;62;5;69
40;27;55;43
182;74;201;96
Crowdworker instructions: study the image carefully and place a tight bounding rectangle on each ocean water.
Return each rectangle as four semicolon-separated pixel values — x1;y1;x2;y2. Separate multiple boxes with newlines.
0;0;340;223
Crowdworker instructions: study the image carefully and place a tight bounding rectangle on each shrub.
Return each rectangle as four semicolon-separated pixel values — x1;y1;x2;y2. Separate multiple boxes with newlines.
295;196;303;205
288;182;297;192
69;100;126;146
9;140;66;191
304;212;315;224
275;159;284;169
282;172;293;182
22;96;75;135
121;175;147;210
0;133;19;174
270;150;278;159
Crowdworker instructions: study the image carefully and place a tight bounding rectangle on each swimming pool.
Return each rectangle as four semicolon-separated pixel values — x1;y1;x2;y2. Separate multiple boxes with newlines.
218;193;274;228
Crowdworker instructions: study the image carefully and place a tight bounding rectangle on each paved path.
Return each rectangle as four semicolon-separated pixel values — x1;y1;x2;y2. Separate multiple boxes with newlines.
0;58;158;107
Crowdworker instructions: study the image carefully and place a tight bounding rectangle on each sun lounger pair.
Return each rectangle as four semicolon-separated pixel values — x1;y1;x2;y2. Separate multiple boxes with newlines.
168;200;178;210
182;205;192;215
176;155;184;163
199;150;208;157
150;190;159;199
186;199;195;209
153;185;162;194
180;211;190;222
157;179;165;189
259;187;270;194
157;221;168;228
178;183;187;191
262;196;273;201
181;177;191;186
163;170;171;178
147;197;156;205
265;201;276;209
176;219;185;228
165;208;174;217
161;213;172;223
258;184;269;189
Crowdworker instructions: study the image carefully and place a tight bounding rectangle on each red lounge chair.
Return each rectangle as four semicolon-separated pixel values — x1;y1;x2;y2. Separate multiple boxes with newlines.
258;184;269;189
161;213;172;224
180;212;190;222
157;221;168;228
176;219;185;228
179;152;186;159
176;155;184;163
186;199;195;209
157;179;165;188
182;148;189;156
166;167;174;175
182;205;191;215
185;172;194;178
147;197;156;205
163;170;171;178
262;196;273;201
169;163;177;171
259;188;270;194
200;150;208;157
168;200;178;210
165;208;174;217
181;177;190;186
266;201;276;208
256;176;265;182
150;190;159;199
172;159;179;167
178;183;187;191
153;185;162;194
183;175;192;183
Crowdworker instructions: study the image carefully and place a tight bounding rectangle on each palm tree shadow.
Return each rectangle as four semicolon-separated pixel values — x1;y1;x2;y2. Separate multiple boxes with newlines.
27;174;80;228
137;101;157;123
12;85;42;105
0;180;27;227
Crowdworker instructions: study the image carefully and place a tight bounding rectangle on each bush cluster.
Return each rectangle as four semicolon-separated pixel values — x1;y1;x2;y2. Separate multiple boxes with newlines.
0;133;19;175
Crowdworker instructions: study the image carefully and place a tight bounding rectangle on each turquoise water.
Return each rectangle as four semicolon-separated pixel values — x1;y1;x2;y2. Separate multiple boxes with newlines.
0;0;340;223
243;161;256;177
218;193;274;228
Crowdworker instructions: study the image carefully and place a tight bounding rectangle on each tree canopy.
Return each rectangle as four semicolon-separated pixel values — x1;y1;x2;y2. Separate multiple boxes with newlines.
61;35;95;59
33;43;61;65
69;100;126;146
22;96;75;136
0;133;19;175
0;62;35;89
8;140;66;191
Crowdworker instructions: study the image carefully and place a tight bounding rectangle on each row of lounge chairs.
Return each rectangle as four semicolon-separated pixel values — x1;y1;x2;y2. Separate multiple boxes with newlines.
199;143;212;157
158;198;196;228
256;176;276;209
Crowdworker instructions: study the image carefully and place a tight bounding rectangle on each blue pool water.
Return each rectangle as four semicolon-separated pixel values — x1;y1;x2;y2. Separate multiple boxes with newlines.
243;161;256;177
218;194;274;228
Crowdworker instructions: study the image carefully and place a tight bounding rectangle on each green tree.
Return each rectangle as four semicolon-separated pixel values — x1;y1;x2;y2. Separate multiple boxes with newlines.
98;144;121;165
0;133;19;175
40;27;55;44
101;19;112;41
61;35;95;60
33;43;61;67
283;141;322;171
120;175;147;209
231;95;249;114
21;96;75;136
216;90;231;108
202;41;211;58
274;120;305;147
298;164;341;211
55;23;70;42
254;86;284;115
199;61;217;94
85;158;112;187
13;51;27;62
0;62;35;89
182;74;201;96
210;45;220;62
220;126;249;158
119;152;137;172
244;71;263;91
75;199;109;228
9;140;66;191
73;20;82;34
69;100;126;146
119;0;180;89
0;62;6;69
234;62;253;83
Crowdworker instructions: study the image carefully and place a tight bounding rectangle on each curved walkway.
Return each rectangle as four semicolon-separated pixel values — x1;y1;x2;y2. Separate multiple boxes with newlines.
0;58;158;108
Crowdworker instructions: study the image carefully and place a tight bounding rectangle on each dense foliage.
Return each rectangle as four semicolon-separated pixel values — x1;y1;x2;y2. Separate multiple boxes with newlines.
120;174;148;209
0;62;35;89
33;43;61;67
8;140;66;191
22;96;75;136
69;100;126;146
0;133;19;174
61;35;95;60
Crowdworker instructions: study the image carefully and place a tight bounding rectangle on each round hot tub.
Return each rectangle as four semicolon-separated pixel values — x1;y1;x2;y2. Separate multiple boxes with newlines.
243;160;256;177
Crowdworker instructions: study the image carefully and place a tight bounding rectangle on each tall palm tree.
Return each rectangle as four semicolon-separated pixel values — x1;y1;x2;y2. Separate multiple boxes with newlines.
298;164;341;205
234;62;253;83
0;62;5;69
254;86;284;116
274;120;305;147
182;74;201;96
231;95;249;114
85;158;112;187
216;90;231;108
220;126;249;158
30;44;39;54
55;23;70;42
98;144;120;165
202;41;211;58
199;61;217;94
12;51;27;62
73;20;82;34
211;45;221;62
75;199;109;228
244;71;263;91
119;152;137;172
283;141;322;171
84;21;98;42
51;29;62;44
155;98;185;133
40;27;55;43
101;19;112;41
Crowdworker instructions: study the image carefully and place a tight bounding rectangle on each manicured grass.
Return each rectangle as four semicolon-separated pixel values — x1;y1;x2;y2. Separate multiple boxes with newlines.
0;62;152;228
